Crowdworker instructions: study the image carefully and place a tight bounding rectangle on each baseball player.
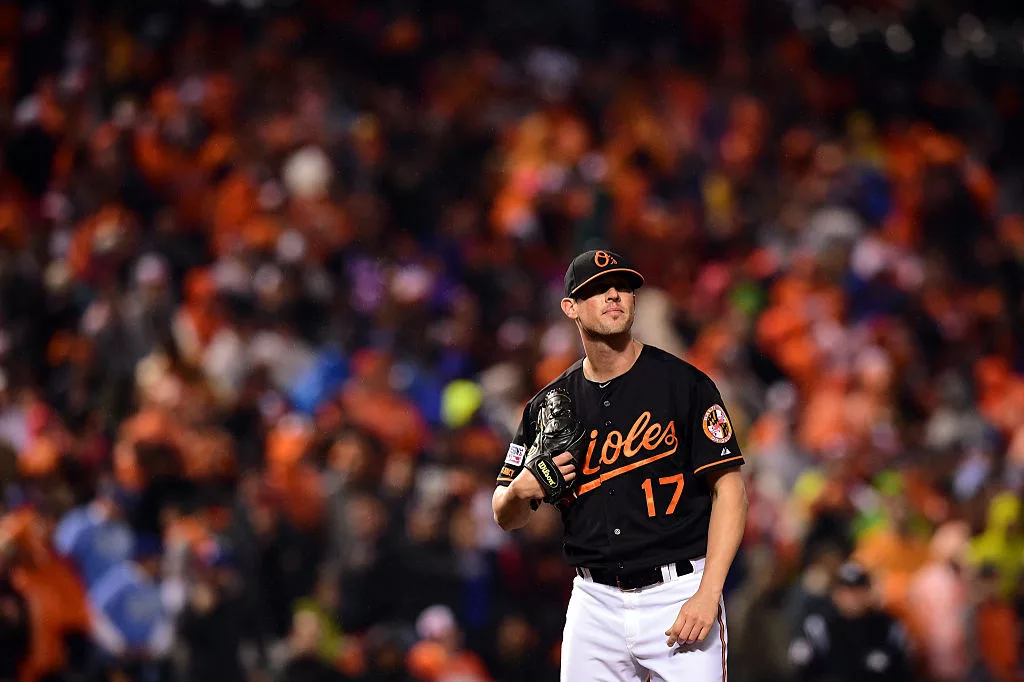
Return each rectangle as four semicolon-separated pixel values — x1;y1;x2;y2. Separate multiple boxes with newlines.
787;561;912;682
492;249;748;681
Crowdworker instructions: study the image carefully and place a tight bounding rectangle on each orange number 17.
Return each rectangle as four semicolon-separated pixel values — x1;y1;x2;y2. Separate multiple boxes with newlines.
641;474;685;517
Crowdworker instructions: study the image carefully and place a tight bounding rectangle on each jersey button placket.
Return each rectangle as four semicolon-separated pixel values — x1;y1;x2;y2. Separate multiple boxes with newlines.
599;404;617;559
597;399;611;509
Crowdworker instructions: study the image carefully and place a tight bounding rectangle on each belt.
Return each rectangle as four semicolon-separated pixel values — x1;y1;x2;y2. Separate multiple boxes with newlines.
576;557;706;591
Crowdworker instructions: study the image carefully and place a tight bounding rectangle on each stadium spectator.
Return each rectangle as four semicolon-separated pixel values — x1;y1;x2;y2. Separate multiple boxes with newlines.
0;1;1022;681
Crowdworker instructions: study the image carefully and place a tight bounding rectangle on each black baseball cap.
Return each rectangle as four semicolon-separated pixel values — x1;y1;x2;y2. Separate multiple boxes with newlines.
563;249;645;299
834;561;872;588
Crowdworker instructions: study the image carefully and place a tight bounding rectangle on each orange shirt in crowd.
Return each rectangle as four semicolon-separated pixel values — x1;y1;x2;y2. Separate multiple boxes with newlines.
12;557;91;682
339;384;428;456
975;600;1021;682
266;462;326;531
853;527;929;622
406;640;492;682
1;510;91;682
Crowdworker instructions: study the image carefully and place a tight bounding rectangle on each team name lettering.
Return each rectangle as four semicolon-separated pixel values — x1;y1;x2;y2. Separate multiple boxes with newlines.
501;466;515;478
583;412;677;476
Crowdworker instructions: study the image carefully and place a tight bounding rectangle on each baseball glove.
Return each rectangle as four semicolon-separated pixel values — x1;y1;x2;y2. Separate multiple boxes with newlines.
524;388;585;505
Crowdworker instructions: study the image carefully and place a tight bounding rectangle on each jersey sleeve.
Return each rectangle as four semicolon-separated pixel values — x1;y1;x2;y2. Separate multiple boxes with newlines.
496;401;535;486
690;378;745;476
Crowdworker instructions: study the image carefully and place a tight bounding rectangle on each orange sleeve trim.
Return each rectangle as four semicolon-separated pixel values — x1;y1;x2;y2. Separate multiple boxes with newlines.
496;477;514;483
693;455;744;475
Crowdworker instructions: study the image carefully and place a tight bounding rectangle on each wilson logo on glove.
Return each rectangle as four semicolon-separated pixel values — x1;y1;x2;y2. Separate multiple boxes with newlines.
524;388;585;505
537;460;557;487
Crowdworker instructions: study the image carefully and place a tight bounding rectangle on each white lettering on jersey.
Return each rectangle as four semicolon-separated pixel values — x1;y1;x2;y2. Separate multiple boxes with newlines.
788;638;813;666
803;614;830;653
865;650;890;672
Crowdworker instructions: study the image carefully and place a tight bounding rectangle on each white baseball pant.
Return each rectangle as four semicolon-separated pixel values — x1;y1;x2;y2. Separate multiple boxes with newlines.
561;558;728;681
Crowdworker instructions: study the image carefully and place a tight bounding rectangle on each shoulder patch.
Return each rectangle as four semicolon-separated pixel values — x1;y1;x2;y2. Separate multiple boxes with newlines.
504;443;525;466
702;404;733;444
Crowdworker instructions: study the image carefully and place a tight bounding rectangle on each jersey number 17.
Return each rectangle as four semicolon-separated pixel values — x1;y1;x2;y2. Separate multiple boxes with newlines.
641;474;685;517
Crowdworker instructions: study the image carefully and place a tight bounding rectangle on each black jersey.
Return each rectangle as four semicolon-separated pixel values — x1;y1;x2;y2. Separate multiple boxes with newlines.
496;344;745;572
789;602;912;682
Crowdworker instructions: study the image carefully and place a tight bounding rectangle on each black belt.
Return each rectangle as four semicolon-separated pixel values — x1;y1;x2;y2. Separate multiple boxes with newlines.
576;559;695;590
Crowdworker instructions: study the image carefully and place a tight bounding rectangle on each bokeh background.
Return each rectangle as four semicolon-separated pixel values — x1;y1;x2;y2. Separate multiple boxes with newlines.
0;0;1022;681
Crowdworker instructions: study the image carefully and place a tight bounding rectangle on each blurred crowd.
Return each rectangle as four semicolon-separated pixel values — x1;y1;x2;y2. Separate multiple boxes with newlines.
0;0;1022;681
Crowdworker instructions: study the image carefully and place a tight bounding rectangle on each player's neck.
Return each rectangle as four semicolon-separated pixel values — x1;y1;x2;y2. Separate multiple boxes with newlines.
582;336;642;383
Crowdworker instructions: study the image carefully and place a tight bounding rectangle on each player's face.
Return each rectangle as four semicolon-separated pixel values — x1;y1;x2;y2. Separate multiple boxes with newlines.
563;274;636;338
832;585;871;618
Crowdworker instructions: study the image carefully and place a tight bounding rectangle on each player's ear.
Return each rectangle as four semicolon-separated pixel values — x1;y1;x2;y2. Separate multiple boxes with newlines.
560;297;578;320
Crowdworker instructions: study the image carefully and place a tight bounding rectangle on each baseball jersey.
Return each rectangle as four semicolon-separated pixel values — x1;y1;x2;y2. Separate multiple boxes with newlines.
496;344;744;572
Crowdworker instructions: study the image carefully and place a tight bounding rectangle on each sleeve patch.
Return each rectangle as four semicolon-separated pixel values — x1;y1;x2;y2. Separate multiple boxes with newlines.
504;443;525;466
702;404;733;444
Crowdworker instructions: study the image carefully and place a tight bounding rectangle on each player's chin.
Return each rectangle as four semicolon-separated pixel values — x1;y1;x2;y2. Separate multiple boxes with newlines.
584;320;630;338
605;320;631;335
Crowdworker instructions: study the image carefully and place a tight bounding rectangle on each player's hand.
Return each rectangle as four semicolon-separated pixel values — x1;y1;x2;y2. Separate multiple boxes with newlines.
665;589;719;647
512;452;576;501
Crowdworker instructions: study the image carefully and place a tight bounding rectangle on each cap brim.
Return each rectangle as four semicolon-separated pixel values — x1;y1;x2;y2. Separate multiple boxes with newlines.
567;268;645;298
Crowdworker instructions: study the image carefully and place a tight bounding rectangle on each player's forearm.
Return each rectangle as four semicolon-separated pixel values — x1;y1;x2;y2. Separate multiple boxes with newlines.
698;470;747;599
492;483;534;531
